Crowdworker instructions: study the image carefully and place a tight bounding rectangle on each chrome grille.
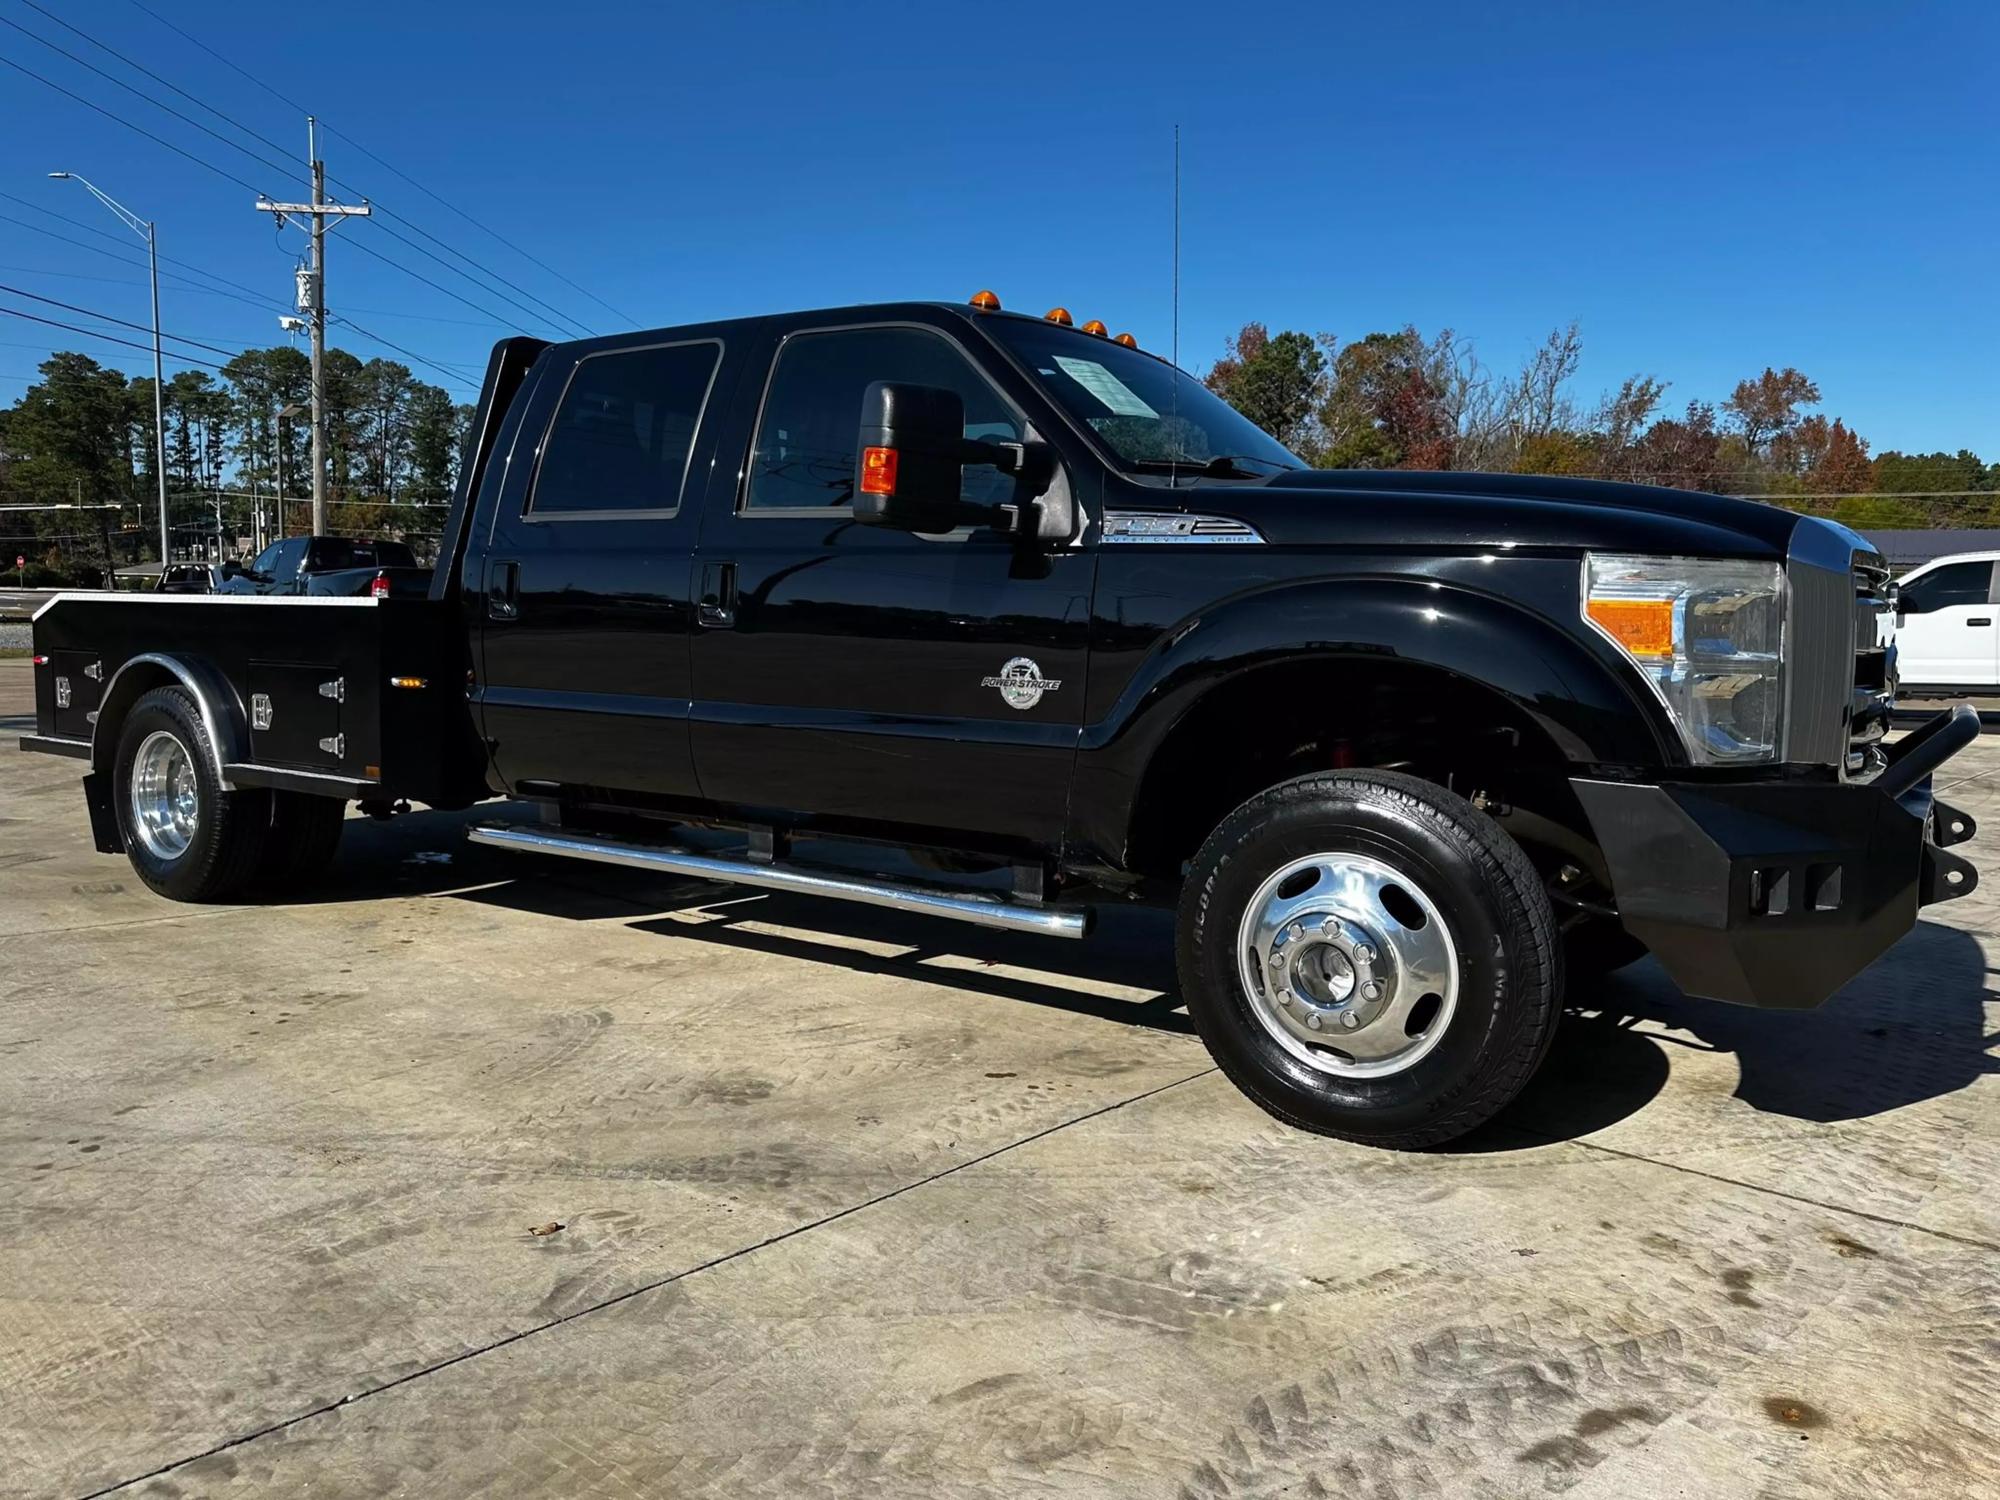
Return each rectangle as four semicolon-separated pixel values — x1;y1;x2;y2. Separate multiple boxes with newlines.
1849;558;1895;774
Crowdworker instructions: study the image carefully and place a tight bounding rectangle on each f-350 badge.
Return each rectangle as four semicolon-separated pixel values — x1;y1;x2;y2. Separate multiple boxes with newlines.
983;657;1061;711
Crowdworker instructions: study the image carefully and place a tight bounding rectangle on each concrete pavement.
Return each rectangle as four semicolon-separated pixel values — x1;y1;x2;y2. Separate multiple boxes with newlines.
3;653;1998;1498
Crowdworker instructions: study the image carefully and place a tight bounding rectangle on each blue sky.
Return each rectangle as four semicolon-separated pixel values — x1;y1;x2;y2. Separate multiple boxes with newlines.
1;0;1994;457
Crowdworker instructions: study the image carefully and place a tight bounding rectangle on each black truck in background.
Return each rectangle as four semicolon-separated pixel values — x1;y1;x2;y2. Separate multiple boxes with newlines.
219;534;432;598
20;294;1983;1147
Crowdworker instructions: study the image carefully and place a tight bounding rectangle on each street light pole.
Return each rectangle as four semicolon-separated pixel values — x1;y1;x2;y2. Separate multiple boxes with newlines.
50;173;170;570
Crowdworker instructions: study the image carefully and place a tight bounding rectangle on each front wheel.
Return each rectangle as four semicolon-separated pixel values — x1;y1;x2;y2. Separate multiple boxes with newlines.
1177;771;1560;1148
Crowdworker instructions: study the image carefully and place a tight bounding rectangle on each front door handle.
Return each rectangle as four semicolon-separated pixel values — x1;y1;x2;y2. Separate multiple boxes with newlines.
698;560;737;628
1968;617;1992;627
488;559;519;621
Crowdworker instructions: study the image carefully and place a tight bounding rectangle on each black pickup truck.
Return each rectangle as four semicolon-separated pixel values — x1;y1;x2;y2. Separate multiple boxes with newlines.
20;293;1982;1146
219;534;431;598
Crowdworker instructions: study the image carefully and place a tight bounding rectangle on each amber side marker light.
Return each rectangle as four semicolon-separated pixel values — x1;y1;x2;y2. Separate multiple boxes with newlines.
388;675;429;690
1044;306;1073;326
1586;597;1675;659
969;289;1001;311
1113;332;1138;348
1081;319;1108;337
860;445;899;496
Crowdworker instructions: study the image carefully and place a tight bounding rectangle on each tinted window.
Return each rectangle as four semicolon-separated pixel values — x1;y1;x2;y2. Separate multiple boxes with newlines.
530;342;721;516
984;316;1304;475
1904;560;1992;612
270;538;308;580
248;543;281;576
308;538;417;571
745;327;1021;511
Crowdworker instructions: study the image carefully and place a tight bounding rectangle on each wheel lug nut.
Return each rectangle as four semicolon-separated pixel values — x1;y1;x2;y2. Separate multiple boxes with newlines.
1320;917;1339;937
1361;981;1382;1001
1355;943;1376;964
1340;1012;1361;1029
1306;1013;1322;1030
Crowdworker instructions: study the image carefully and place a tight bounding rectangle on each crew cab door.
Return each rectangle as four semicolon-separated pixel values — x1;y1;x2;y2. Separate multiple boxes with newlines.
1894;558;1999;689
473;334;734;797
686;318;1092;850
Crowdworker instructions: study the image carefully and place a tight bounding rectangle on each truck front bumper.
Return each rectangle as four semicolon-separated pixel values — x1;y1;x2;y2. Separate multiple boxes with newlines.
1572;704;1981;1009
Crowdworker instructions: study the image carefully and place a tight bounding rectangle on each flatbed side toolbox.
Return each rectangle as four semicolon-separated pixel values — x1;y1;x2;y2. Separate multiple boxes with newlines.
247;661;345;767
47;649;105;741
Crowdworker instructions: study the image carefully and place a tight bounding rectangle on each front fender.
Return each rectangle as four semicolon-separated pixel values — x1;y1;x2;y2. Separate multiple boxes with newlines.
1068;575;1678;870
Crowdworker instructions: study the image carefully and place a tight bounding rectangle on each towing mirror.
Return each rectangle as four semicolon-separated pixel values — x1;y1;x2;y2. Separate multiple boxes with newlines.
852;381;1051;535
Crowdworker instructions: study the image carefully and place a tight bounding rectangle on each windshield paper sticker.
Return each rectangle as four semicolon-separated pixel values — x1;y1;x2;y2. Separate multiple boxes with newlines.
1053;356;1158;418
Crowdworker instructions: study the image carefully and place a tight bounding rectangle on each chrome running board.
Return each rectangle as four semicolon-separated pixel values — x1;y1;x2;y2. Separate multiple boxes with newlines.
467;824;1092;939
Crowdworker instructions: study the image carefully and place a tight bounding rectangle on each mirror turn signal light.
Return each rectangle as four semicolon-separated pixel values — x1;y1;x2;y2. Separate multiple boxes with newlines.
1585;597;1675;659
861;445;899;496
1113;332;1138;348
1081;319;1108;337
969;289;1001;311
1044;306;1073;326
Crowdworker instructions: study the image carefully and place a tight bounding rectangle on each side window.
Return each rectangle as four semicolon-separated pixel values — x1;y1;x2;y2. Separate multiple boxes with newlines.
1904;561;1992;612
248;543;280;576
277;537;309;579
744;327;1022;512
529;342;721;516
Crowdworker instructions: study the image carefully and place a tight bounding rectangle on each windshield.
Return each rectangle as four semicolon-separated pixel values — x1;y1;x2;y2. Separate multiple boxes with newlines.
983;318;1304;476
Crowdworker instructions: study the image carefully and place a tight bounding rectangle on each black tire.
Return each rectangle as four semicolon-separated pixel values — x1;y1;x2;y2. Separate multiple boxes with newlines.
1563;917;1648;980
112;685;270;902
256;791;347;894
1177;770;1561;1149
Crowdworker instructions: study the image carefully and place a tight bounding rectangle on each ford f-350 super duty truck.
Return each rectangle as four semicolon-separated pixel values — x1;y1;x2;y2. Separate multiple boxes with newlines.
21;292;1981;1147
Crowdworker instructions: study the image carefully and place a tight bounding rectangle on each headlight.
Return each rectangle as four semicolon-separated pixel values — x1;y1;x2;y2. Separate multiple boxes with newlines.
1583;553;1786;764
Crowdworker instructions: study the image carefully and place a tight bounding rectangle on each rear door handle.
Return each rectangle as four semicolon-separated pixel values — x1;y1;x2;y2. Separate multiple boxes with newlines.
488;559;519;621
1968;617;1992;627
698;560;736;628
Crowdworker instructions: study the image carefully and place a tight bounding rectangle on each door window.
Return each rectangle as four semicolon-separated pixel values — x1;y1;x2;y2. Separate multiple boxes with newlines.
1902;561;1993;613
744;326;1021;512
529;341;722;517
247;543;281;577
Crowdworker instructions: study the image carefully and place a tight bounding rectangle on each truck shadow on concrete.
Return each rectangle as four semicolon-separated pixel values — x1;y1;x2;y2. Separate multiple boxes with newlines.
315;814;1996;1143
1476;917;1996;1148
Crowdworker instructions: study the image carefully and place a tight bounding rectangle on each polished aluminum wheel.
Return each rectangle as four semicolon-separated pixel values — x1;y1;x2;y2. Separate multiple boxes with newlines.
130;729;199;861
1236;852;1458;1077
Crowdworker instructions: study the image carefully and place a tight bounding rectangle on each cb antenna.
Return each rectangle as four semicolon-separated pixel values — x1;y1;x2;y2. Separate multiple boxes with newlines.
1170;122;1181;487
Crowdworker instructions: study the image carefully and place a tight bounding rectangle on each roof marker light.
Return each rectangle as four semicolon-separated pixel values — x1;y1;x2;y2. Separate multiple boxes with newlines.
1081;319;1108;337
970;289;1001;311
1044;307;1073;326
1113;332;1138;348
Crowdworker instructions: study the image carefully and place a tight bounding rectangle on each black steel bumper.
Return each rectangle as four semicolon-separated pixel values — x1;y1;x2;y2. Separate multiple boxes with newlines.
1573;704;1981;1009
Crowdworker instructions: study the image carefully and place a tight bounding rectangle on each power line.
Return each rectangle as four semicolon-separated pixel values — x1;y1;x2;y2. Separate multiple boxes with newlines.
0;12;303;190
121;0;631;327
0;305;229;370
10;10;601;342
0;283;245;359
330;314;479;393
0;195;292;309
0;52;264;195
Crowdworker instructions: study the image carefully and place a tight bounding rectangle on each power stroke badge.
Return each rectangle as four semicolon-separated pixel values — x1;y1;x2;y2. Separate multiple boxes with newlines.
982;657;1062;711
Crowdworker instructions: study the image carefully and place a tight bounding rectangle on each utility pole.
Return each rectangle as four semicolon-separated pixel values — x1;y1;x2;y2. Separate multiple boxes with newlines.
256;119;369;536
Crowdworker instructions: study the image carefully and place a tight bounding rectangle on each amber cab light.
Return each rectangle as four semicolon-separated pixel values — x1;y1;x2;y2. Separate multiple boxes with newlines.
969;289;1001;311
860;445;899;496
1044;306;1073;326
1081;319;1108;337
1113;332;1138;348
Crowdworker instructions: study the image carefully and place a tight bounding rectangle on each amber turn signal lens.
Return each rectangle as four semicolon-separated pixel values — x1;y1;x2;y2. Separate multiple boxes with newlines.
1586;597;1675;659
969;289;1001;311
1113;332;1137;348
1044;306;1073;326
860;445;899;496
388;675;429;690
1081;319;1108;337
